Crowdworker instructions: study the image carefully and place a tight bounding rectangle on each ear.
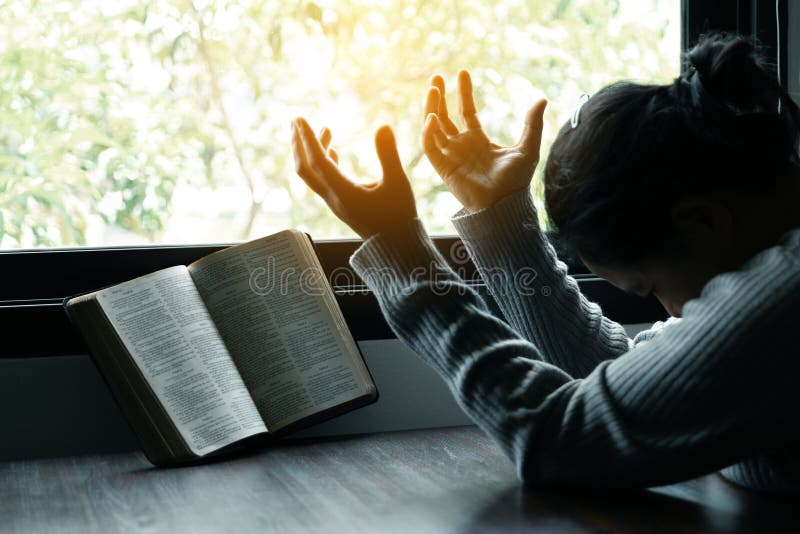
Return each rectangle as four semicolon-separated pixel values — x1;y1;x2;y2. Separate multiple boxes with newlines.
670;197;734;245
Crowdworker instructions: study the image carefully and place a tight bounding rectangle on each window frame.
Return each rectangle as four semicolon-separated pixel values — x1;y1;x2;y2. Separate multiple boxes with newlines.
4;0;786;358
1;235;670;358
682;0;788;83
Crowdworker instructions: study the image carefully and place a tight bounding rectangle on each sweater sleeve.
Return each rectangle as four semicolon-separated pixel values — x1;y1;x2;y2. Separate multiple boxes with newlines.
350;219;800;489
450;190;632;378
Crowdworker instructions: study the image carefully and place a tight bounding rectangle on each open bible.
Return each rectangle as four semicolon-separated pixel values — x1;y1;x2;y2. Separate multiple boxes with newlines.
65;230;377;466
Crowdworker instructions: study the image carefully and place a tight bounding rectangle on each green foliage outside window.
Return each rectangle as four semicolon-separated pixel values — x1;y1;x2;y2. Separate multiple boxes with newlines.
0;0;678;248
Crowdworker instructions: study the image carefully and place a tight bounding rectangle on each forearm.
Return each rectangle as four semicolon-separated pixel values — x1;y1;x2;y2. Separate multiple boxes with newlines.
350;220;531;380
451;189;631;377
350;220;788;489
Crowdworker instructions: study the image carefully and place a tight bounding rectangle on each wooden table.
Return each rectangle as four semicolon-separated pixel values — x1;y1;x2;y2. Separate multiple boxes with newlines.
1;426;796;533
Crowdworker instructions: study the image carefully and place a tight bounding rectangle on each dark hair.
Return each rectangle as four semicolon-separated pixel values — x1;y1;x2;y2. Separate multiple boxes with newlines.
543;33;800;265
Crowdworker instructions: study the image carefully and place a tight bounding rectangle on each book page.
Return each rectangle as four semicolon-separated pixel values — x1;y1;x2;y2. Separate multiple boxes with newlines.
189;230;371;430
96;266;267;456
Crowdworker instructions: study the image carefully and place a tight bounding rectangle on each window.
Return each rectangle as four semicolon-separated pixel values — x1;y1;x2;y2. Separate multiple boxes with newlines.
1;0;680;249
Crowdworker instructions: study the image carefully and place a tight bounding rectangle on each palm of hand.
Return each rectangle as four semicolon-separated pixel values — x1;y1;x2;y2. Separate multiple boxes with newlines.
423;70;546;212
291;118;417;240
441;130;533;200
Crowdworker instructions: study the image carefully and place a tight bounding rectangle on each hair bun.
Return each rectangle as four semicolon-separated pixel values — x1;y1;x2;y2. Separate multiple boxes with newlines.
686;34;779;115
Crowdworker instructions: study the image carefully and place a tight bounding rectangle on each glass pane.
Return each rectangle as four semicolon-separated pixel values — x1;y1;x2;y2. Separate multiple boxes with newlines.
0;0;679;248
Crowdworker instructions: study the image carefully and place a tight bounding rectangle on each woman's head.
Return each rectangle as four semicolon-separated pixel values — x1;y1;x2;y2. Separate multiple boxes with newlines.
544;33;800;315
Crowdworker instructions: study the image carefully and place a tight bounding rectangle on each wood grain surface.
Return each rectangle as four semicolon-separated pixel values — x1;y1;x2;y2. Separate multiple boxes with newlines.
1;425;796;533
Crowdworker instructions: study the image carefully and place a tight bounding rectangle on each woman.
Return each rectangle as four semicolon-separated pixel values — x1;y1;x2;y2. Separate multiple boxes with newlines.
290;34;800;494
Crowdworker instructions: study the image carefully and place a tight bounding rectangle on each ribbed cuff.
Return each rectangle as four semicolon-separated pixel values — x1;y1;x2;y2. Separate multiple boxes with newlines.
350;218;453;296
451;188;541;242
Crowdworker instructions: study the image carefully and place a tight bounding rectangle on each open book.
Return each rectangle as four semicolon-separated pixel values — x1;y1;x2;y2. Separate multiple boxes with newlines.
65;230;377;466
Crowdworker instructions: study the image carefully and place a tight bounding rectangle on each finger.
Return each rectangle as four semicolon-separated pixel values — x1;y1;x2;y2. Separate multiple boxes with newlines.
431;75;459;135
295;118;328;164
295;117;354;194
426;113;449;150
516;98;548;159
319;127;332;150
457;69;482;130
291;123;329;197
422;114;457;176
374;125;407;189
424;86;440;120
318;127;338;165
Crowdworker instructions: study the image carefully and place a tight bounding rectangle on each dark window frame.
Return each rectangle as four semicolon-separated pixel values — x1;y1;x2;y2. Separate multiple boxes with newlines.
4;0;787;358
682;0;788;84
1;234;670;358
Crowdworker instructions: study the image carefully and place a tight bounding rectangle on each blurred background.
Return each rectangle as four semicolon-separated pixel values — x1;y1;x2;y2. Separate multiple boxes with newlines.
0;0;679;248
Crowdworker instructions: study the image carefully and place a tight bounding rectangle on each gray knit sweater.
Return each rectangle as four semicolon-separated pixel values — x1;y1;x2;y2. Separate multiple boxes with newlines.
350;189;800;494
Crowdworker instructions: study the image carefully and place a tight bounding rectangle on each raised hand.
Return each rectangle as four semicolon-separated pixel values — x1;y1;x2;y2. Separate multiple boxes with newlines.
422;70;547;212
291;118;417;240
